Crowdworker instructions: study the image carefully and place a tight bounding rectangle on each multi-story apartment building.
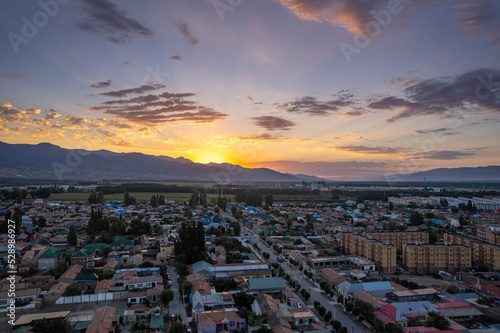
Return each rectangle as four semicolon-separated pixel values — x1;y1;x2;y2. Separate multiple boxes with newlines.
340;233;397;273
363;231;429;252
444;233;500;271
402;243;472;275
476;225;500;246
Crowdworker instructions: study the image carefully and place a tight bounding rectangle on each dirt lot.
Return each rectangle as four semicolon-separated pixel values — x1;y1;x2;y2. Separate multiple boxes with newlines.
387;273;460;292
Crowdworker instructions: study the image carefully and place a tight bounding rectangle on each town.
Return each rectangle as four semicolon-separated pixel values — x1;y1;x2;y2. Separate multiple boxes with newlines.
1;182;500;333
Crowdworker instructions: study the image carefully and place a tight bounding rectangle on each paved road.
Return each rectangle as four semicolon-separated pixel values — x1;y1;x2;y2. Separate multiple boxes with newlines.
242;226;369;333
167;264;188;324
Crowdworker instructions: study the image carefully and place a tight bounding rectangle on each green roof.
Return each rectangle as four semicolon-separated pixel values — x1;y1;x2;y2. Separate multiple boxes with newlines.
149;313;164;329
111;239;134;246
72;248;93;258
74;273;98;281
39;247;62;259
84;243;109;251
74;320;91;330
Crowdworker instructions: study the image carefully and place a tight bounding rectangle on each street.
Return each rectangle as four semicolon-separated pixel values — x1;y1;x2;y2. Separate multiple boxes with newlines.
167;264;189;324
242;225;369;333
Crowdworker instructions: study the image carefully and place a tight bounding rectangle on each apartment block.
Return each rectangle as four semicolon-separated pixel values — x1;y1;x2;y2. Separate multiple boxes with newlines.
363;231;429;252
402;243;472;275
340;233;397;273
476;225;500;246
444;233;500;271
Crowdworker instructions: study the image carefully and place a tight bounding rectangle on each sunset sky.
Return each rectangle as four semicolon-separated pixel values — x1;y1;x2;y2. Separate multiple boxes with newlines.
1;0;499;180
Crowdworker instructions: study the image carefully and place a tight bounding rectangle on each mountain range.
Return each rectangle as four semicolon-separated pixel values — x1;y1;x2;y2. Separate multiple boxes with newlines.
383;166;500;182
1;142;498;182
0;141;324;182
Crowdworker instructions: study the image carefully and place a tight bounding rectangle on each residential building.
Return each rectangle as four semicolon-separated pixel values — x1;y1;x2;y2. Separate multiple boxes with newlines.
197;310;246;333
37;247;63;271
374;301;439;327
402;243;472;275
70;248;95;268
73;273;98;290
86;306;119;333
340;233;397;273
58;265;82;285
44;282;69;302
247;277;286;294
363;231;429;252
386;288;439;302
444;233;500;271
321;268;346;287
0;288;40;308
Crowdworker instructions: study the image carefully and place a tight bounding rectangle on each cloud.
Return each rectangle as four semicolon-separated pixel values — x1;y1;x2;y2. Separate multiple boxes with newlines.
89;117;133;129
238;133;287;142
342;107;371;117
138;127;152;136
170;55;182;60
90;80;112;88
333;144;476;160
63;115;88;125
0;124;8;132
276;91;355;116
456;1;500;44
250;116;296;131
368;69;500;122
387;77;421;87
415;128;458;135
99;84;165;98
89;88;228;125
174;20;200;46
0;101;40;123
413;150;474;160
98;130;134;147
276;0;408;36
31;128;61;138
2;74;27;79
333;145;403;155
75;0;153;44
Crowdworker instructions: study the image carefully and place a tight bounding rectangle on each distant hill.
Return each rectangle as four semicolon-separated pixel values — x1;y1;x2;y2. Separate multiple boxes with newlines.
383;166;500;182
0;141;322;182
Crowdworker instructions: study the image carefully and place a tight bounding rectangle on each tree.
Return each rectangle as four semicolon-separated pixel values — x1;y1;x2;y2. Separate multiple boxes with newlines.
124;192;136;205
174;221;206;264
265;194;274;206
409;211;424;226
426;312;449;330
254;327;273;333
88;190;98;204
233;292;255;309
446;285;460;294
32;317;70;333
338;327;347;333
388;221;396;232
181;279;193;296
331;320;342;331
63;285;82;296
345;301;354;312
233;222;241;236
168;321;188;333
459;215;467;228
323;311;332;322
160;289;174;306
67;225;78;247
385;323;405;333
36;216;47;229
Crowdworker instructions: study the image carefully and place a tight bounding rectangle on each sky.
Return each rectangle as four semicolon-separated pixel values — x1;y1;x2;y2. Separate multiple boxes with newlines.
0;0;499;180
